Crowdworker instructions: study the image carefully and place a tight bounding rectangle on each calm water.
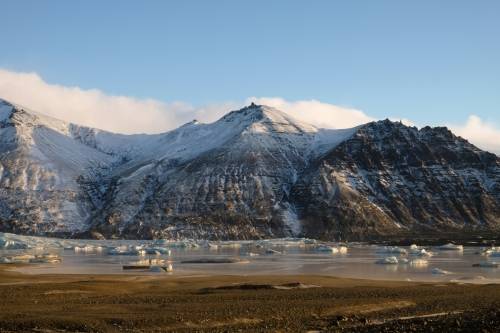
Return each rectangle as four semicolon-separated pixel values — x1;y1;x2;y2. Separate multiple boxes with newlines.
1;234;499;284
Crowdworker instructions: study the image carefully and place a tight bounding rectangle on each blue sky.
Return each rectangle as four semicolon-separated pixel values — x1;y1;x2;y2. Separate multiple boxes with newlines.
0;1;499;151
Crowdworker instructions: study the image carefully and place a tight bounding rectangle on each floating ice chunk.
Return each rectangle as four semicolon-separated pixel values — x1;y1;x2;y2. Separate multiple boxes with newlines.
74;245;104;253
375;256;399;264
265;249;282;255
338;246;348;254
217;242;242;249
483;247;500;257
145;247;171;256
399;258;409;264
108;246;146;256
207;243;219;250
248;252;260;257
29;254;62;264
316;245;348;254
438;243;463;251
411;248;433;257
479;247;498;256
376;246;408;255
0;239;28;250
431;268;452;275
10;254;36;263
0;257;12;264
410;259;429;267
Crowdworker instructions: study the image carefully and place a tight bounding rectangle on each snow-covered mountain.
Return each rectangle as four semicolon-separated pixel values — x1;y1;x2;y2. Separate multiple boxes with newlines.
0;98;498;240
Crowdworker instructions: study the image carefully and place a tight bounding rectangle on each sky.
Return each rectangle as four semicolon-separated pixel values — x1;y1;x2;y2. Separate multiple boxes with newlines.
0;1;499;153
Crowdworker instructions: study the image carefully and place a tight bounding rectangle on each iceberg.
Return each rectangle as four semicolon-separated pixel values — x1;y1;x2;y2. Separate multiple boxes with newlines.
376;246;408;255
0;257;12;264
438;243;463;251
315;245;348;254
145;247;171;256
410;248;433;257
74;245;104;253
29;254;62;264
9;254;36;263
0;238;28;250
375;256;399;264
108;246;146;256
431;268;452;275
410;259;429;267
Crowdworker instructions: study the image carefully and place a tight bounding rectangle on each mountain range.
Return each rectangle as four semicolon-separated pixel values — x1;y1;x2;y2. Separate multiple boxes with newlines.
0;98;498;240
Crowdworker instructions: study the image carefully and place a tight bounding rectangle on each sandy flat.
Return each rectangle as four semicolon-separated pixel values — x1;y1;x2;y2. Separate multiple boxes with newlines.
0;266;499;332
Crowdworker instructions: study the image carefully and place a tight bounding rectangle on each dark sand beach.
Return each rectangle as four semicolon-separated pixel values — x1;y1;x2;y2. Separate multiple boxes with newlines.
0;266;499;332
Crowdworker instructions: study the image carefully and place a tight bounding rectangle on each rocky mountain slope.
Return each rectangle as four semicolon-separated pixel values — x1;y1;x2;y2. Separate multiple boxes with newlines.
0;98;498;240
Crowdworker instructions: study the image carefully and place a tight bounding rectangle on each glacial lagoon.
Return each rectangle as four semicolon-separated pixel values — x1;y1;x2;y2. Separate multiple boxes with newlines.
1;233;499;284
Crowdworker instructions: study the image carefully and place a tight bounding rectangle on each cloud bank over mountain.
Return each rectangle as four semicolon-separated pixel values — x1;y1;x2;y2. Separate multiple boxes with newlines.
0;68;498;154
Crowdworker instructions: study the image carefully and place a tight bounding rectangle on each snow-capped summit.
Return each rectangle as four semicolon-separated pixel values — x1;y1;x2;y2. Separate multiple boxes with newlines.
0;98;498;240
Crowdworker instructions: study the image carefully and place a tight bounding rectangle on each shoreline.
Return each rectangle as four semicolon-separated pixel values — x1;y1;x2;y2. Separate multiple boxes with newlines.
1;267;499;332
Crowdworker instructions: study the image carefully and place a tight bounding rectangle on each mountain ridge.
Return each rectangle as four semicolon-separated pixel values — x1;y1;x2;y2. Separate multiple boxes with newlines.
0;98;498;240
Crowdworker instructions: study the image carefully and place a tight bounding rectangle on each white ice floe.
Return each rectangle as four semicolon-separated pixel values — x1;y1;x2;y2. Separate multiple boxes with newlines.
316;245;348;254
248;252;260;257
108;246;146;256
74;245;104;253
29;254;62;264
482;247;500;257
410;248;433;257
479;247;498;255
376;246;408;255
9;254;36;263
410;259;429;267
145;247;171;256
431;268;452;275
0;257;12;264
375;256;399;264
438;243;463;251
0;253;62;264
0;238;28;250
134;258;168;266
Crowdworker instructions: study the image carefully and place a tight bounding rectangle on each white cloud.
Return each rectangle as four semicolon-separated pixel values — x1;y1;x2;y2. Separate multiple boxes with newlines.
449;115;500;154
0;68;187;133
247;97;374;129
0;68;498;155
0;68;372;133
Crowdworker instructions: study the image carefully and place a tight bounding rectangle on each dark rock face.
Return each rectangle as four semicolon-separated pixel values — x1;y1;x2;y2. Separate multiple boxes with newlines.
292;120;500;240
0;98;498;240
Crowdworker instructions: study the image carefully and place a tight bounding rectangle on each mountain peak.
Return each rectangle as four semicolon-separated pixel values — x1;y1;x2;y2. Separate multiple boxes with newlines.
219;103;316;134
